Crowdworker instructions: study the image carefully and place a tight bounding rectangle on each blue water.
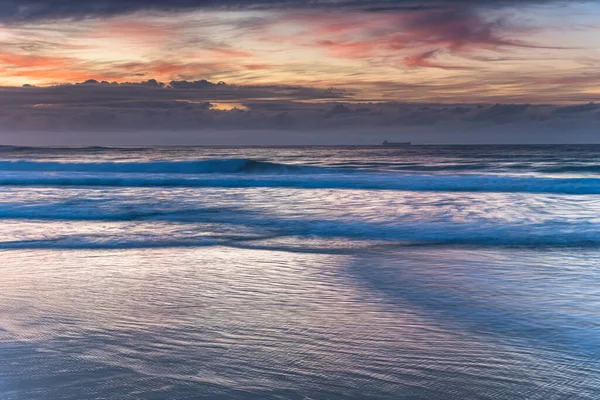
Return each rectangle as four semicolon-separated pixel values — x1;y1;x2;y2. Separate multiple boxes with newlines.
0;145;599;399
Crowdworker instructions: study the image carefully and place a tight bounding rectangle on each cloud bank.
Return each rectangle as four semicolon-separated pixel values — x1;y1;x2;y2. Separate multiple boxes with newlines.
1;80;599;145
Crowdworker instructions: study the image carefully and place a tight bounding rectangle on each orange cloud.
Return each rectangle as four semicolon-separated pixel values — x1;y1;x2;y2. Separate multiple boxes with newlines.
316;40;375;58
244;64;270;70
209;48;254;58
0;53;75;68
0;52;123;84
5;68;123;83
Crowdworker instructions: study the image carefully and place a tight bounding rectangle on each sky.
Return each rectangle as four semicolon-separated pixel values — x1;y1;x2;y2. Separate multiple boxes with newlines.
0;0;599;144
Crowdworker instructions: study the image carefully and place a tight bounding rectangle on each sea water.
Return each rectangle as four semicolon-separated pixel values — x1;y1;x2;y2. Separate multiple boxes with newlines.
0;145;599;399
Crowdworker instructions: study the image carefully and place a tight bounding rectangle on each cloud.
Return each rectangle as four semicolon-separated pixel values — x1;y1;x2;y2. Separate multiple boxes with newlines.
261;3;564;73
0;0;576;22
0;48;263;84
0;79;348;108
0;52;74;68
403;49;467;69
0;0;593;95
1;79;599;145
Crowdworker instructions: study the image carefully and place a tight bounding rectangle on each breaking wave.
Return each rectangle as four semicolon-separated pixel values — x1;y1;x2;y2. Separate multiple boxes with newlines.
1;221;598;249
0;159;328;174
0;200;598;247
0;172;598;194
0;158;599;194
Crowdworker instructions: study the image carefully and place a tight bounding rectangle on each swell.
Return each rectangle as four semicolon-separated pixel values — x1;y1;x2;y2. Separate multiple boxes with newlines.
539;165;600;173
2;234;598;250
0;206;225;221
0;173;599;194
4;159;600;174
0;145;151;152
0;210;598;247
0;159;328;174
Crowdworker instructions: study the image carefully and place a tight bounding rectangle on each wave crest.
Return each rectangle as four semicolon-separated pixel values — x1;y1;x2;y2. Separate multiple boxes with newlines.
0;173;598;194
0;159;328;174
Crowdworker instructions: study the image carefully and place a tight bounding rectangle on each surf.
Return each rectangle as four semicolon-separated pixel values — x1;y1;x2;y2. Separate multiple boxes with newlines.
0;171;599;194
0;159;329;174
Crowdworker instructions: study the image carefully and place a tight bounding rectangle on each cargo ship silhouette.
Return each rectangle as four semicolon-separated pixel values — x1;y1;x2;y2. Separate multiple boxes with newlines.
382;141;411;147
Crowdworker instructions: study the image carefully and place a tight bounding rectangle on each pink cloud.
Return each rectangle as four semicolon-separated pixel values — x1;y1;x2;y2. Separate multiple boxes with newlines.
270;8;551;69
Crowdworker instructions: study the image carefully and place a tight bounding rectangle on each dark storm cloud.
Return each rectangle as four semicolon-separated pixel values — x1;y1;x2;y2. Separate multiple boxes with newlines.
1;80;599;144
0;0;572;21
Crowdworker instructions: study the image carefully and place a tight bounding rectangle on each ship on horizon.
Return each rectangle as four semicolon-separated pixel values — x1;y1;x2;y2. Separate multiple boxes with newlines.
382;141;411;147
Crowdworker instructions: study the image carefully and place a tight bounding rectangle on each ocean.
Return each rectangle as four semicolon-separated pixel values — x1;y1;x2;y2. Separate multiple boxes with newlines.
0;145;599;399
